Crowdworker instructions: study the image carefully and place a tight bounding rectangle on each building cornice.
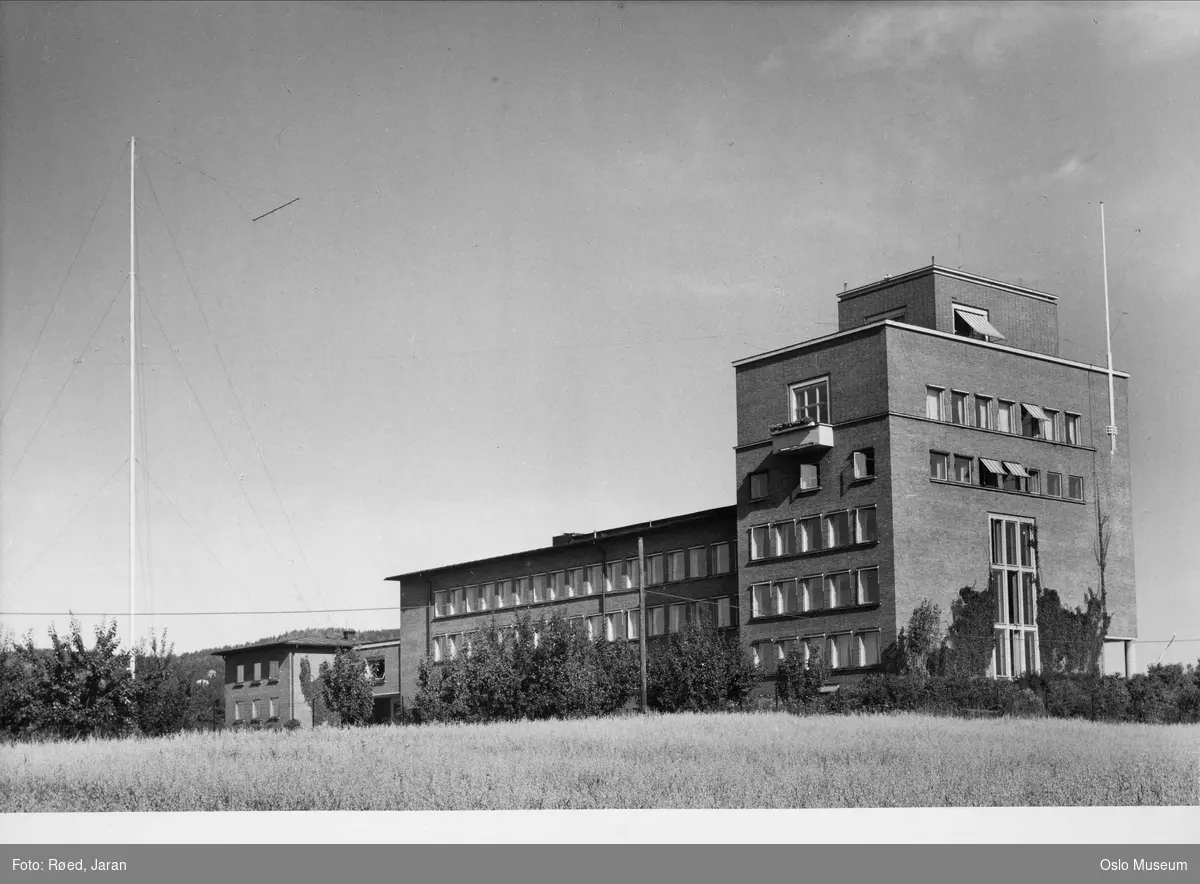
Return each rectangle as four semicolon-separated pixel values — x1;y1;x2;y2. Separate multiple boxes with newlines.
837;263;1059;304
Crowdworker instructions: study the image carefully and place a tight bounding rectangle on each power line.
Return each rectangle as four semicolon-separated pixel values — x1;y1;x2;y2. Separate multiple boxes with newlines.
139;160;330;617
0;606;397;618
0;145;127;424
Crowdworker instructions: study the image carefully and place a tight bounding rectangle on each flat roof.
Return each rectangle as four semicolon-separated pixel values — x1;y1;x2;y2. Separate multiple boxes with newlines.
214;635;357;656
838;264;1058;304
386;504;736;582
732;319;1129;378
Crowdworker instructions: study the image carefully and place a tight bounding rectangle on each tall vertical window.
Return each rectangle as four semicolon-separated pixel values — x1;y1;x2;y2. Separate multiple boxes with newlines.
1043;409;1059;442
667;550;686;582
1067;476;1084;501
646;554;665;585
1065;413;1081;445
712;542;731;574
953;455;972;484
773;520;797;556
432;635;445;663
668;604;685;633
827;633;852;670
1046;472;1062;497
951;391;969;425
750;526;770;560
605;613;619;642
752;583;773;618
493;581;509;609
647;607;665;637
990;514;1039;678
858;568;879;605
775;578;800;615
511;577;528;606
716;597;734;628
585;565;603;596
998;401;1016;434
567;568;583;597
826;572;854;608
463;585;479;613
790;377;830;424
236;664;245;684
926;386;945;421
930;451;949;480
688;546;708;579
268;698;278;720
253;662;262;682
749;471;769;501
532;574;547;603
625;557;641;588
605;561;623;592
251;700;260;721
858;631;881;667
434;590;448;618
625;610;640;641
798;517;822;552
269;660;279;679
548;572;564;600
799;462;819;490
480;583;496;610
586;615;603;641
234;701;244;722
801;576;824;611
976;396;993;429
855;507;877;543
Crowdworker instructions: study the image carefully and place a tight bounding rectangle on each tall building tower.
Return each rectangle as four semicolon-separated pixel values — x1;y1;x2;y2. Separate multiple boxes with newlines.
733;264;1136;680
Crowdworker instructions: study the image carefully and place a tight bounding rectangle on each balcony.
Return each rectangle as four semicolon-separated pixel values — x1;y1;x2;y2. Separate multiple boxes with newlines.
769;420;834;458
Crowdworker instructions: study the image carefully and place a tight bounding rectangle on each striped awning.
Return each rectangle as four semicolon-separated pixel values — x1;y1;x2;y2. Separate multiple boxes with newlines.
980;458;1007;475
955;308;1006;340
1003;461;1031;478
1022;402;1051;421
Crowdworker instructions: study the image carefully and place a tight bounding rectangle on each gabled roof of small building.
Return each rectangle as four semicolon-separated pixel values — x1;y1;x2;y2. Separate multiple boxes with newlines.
213;635;357;656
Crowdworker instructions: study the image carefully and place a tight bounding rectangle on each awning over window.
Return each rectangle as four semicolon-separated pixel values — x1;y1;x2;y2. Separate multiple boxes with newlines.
980;458;1007;475
1003;461;1031;478
955;308;1006;339
1022;403;1050;421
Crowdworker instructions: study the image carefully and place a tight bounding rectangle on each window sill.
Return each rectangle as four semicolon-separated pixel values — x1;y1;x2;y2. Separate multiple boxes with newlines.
749;602;881;623
930;477;1086;504
849;475;876;485
746;539;879;565
913;415;1097;451
266;678;279;684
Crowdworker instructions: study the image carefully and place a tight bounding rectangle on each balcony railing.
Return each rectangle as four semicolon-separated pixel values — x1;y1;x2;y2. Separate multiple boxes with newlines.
769;420;834;457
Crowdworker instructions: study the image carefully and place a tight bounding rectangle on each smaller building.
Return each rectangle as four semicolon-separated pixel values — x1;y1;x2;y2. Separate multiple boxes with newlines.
356;638;404;723
214;635;355;729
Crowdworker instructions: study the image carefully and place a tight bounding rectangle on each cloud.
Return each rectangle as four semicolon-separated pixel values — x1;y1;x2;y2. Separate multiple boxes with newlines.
818;2;1056;73
1101;2;1200;63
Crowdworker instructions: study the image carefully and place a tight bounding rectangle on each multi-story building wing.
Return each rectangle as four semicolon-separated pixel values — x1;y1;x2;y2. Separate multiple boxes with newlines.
733;264;1136;681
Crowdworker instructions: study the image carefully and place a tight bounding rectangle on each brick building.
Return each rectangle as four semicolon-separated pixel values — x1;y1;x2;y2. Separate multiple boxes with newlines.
220;263;1138;723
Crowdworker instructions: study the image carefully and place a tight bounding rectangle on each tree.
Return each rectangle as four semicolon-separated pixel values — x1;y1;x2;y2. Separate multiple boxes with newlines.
775;646;830;711
647;621;756;713
33;618;138;740
319;648;375;727
884;600;943;676
1037;587;1110;674
131;630;191;737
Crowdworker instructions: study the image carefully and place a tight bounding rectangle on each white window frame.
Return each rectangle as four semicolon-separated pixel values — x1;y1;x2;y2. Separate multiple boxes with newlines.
1067;475;1084;501
605;613;619;642
236;664;245;684
827;632;852;670
234;700;244;722
668;603;685;633
990;514;1039;679
251;699;260;721
775;578;800;615
801;575;823;612
930;450;949;480
751;582;772;619
953;454;972;484
799;462;819;491
857;630;881;667
433;590;448;618
585;565;603;596
773;519;797;556
647;606;665;637
951;390;969;426
798;516;822;553
789;375;831;424
852;449;875;480
667;550;686;583
825;510;851;548
625;610;640;641
716;596;733;628
998;400;1016;434
688;546;708;579
976;395;993;430
826;571;853;609
749;525;770;561
1065;413;1081;445
605;561;622;593
645;553;664;585
712;542;731;574
855;506;877;544
1046;471;1063;498
268;697;278;720
857;567;879;605
926;386;946;421
252;662;262;682
512;577;529;606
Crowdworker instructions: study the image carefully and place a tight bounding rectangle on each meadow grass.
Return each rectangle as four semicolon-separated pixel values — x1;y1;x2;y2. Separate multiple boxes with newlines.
1;713;1196;811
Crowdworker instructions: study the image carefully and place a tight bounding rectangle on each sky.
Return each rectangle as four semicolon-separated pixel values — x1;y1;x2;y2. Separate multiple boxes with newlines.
1;1;1198;665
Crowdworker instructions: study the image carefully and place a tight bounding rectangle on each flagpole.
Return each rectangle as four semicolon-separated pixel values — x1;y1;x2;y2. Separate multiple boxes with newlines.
1100;201;1117;458
129;136;137;677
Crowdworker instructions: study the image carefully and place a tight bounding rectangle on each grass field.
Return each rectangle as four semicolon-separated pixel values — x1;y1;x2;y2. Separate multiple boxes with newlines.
2;713;1197;811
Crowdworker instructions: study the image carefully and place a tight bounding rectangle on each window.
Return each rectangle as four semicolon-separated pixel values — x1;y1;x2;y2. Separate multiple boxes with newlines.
853;448;875;479
773;520;797;556
235;664;245;684
463;585;479;612
926;386;945;421
532;574;547;603
252;662;262;682
930;451;949;480
480;583;496;610
990;515;1039;678
446;634;461;661
1026;469;1041;495
980;458;1004;489
716;597;734;628
434;590;449;618
1003;461;1031;493
493;581;508;609
1043;409;1059;442
367;658;385;684
626;610;640;641
626;557;641;589
234;701;244;722
827;633;852;669
584;565;603;596
752;583;772;618
790;377;830;424
646;554;665;585
976;395;993;429
953;455;972;484
432;635;445;663
604;561;623;592
752;641;777;674
511;577;528;606
269;660;279;680
801;576;824;612
567;568;583;597
268;698;278;720
647;606;665;637
750;525;770;561
251;699;260;721
688;546;708;579
953;304;1004;340
858;568;879;605
605;613;620;642
1065;413;1081;445
712;542;731;574
998;400;1016;434
775;578;801;615
825;511;851;548
951;391;969;425
1021;403;1050;439
826;572;854;608
586;615;603;641
858;632;881;667
798;516;821;552
667;550;686;582
548;572;564;601
1046;472;1063;498
749;471;769;501
450;587;465;614
855;507;877;543
668;604;685;633
865;306;908;323
1067;475;1084;501
799;462;819;490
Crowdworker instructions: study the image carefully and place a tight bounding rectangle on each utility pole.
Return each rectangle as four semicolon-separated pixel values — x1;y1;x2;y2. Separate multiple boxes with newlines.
129;135;137;677
638;536;647;713
1100;202;1117;458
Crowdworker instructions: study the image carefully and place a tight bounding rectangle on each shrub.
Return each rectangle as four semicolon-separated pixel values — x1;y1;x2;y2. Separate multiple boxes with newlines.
649;621;755;713
284;718;302;731
775;649;830;712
